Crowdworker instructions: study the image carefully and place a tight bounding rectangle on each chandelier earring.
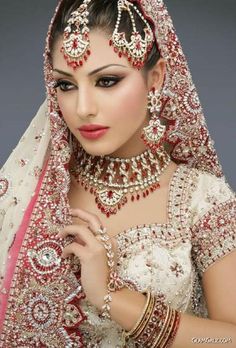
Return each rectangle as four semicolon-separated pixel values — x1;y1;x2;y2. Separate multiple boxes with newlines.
141;88;166;153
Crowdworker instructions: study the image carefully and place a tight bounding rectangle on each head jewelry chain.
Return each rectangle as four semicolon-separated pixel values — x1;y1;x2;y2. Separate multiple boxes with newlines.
61;0;155;70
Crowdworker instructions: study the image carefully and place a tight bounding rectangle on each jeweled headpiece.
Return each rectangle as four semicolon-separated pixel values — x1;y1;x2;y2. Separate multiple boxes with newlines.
61;0;92;70
61;0;155;70
110;0;154;69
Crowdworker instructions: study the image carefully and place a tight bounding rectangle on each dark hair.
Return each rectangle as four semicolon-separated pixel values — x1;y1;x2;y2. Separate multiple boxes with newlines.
50;0;160;71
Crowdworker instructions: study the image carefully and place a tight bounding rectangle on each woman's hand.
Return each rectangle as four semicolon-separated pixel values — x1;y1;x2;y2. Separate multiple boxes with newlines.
57;208;114;310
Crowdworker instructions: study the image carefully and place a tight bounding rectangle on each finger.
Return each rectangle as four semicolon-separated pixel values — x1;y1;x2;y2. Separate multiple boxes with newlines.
58;224;88;238
70;208;103;232
58;224;98;246
62;242;86;259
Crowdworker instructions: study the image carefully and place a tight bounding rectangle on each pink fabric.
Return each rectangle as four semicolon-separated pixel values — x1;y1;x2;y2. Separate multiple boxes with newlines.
0;160;48;333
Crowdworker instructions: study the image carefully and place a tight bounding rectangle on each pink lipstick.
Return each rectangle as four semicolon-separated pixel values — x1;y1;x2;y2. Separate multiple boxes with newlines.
78;124;109;140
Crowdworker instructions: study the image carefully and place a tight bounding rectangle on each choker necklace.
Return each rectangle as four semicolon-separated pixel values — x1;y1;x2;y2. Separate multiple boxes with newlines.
71;147;171;218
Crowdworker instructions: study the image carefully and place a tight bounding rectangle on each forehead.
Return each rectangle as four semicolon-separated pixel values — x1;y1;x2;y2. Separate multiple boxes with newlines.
52;30;131;72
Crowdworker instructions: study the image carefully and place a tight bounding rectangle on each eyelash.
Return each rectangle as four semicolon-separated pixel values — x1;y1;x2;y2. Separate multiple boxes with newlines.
54;76;123;92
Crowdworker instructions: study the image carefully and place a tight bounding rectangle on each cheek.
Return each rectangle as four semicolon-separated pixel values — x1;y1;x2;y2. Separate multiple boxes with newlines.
109;80;148;124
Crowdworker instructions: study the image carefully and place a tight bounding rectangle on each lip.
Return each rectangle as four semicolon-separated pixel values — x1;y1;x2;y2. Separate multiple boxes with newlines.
79;124;109;131
79;128;109;140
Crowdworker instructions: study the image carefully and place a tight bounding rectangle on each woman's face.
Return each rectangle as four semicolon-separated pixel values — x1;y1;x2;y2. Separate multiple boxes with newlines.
52;30;165;158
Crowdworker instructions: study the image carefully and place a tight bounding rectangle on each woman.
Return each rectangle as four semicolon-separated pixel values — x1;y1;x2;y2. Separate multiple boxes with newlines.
0;0;235;347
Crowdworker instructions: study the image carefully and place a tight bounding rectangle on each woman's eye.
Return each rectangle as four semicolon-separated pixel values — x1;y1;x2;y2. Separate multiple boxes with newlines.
96;77;121;88
54;80;75;92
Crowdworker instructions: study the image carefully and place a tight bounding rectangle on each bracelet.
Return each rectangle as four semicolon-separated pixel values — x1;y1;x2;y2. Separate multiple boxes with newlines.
122;291;154;345
96;227;125;320
124;292;181;348
160;310;181;348
130;292;155;338
123;291;152;338
99;292;112;320
152;305;171;347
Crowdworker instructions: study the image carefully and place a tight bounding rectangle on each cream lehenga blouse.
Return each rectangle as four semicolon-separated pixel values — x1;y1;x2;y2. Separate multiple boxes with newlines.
76;164;236;347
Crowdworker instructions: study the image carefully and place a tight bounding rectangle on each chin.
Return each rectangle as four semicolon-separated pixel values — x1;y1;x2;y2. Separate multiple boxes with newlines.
79;142;118;157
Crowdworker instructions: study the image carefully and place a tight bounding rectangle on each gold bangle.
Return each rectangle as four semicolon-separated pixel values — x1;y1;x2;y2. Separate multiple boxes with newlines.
125;292;151;337
166;312;181;348
142;301;171;347
159;309;179;348
123;291;151;338
153;305;171;347
132;293;155;338
131;297;174;347
132;294;155;339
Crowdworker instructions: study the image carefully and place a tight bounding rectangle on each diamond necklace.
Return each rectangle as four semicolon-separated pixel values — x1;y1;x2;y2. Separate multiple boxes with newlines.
71;146;171;218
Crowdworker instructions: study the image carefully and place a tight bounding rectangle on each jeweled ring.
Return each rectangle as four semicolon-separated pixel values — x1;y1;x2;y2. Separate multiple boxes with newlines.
95;226;107;236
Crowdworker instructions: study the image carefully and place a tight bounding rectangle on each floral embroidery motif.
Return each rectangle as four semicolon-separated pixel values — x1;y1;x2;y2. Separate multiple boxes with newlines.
27;240;62;275
64;304;84;327
170;262;184;278
33;166;43;178
18;158;29;167
182;87;202;115
2;275;84;344
0;177;11;201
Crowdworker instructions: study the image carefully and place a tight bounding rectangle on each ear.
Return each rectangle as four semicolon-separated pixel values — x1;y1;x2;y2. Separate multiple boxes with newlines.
147;58;166;91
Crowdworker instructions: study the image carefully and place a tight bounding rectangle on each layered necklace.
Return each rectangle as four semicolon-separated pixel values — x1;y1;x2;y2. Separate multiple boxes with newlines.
71;147;171;218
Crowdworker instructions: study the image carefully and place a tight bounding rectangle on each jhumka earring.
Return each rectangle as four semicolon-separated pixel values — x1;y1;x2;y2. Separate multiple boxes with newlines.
110;0;154;69
141;88;166;153
61;0;92;70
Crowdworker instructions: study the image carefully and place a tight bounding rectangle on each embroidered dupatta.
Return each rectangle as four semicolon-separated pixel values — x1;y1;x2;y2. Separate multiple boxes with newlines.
0;0;224;346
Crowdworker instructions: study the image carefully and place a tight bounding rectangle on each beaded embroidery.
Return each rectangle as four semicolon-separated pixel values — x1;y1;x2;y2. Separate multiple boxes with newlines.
1;162;235;347
191;199;236;275
139;0;223;176
0;154;86;347
72;166;235;346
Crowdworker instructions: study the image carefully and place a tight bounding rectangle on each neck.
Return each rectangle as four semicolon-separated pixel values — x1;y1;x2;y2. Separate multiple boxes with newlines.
109;121;149;159
108;138;148;159
78;144;150;161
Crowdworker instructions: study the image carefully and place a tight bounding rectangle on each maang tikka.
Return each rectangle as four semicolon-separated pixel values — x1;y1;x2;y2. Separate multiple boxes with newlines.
61;0;155;70
61;0;92;70
110;0;155;69
141;88;166;153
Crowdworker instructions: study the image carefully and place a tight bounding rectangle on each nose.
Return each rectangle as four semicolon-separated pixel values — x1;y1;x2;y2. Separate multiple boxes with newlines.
76;86;97;120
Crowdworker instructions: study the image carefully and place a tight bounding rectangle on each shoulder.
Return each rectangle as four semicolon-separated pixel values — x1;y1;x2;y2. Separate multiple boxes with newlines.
187;168;235;225
185;167;236;275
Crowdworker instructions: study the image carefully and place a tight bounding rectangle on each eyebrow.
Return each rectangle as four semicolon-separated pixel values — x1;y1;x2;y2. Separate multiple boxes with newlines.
53;64;128;77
